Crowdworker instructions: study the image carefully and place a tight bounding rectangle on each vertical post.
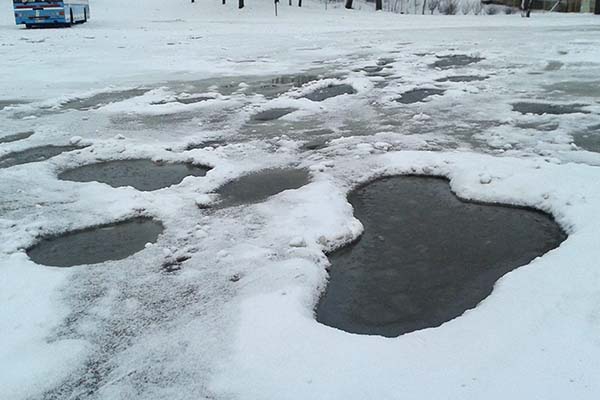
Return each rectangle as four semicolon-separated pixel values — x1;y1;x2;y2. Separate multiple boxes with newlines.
345;0;354;8
595;0;600;13
239;0;244;8
275;0;279;15
376;0;383;9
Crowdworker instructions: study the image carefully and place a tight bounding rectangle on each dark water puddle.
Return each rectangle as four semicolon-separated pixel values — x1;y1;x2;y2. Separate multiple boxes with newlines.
574;128;600;152
544;61;564;71
0;100;28;110
302;138;330;151
513;102;590;115
543;81;600;97
316;176;566;337
221;74;320;99
27;217;163;267
61;88;149;111
303;84;356;102
377;57;395;66
186;139;228;151
0;145;85;169
214;168;310;208
355;66;384;74
0;130;34;144
436;75;489;83
152;96;214;106
515;121;560;131
432;55;483;69
59;159;211;191
395;88;445;104
252;108;297;122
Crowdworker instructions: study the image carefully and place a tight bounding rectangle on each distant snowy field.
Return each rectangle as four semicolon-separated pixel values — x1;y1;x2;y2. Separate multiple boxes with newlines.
1;1;600;399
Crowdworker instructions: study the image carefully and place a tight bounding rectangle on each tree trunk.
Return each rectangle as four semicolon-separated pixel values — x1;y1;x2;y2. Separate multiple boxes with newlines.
222;0;226;4
376;0;383;10
345;0;353;9
422;0;427;14
239;0;244;8
298;0;302;6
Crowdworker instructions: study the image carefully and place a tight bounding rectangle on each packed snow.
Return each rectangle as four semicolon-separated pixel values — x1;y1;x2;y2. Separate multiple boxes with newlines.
1;1;600;399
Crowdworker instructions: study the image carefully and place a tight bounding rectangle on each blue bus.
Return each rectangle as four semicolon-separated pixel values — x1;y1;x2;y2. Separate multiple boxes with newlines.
13;0;89;28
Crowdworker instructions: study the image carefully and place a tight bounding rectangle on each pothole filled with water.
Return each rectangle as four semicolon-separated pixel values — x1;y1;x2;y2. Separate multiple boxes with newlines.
0;130;34;144
436;75;489;83
432;55;483;69
213;168;310;208
515;121;560;131
543;81;600;97
252;108;297;122
58;159;211;191
27;217;164;267
0;99;28;110
60;88;149;111
303;84;356;102
395;88;445;104
512;102;590;115
574;127;600;152
152;96;214;106
217;73;320;99
185;139;228;151
316;176;566;337
0;145;86;169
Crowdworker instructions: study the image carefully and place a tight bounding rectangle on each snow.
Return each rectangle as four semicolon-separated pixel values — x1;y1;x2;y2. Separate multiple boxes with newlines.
1;0;600;399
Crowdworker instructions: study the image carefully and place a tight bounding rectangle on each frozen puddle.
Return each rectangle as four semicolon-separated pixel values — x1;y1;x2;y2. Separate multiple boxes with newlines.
436;75;488;83
60;88;149;111
0;130;34;144
59;159;211;191
0;99;28;110
512;102;590;115
316;176;565;337
255;74;320;98
218;73;320;99
395;88;444;104
27;217;163;267
432;54;483;69
186;139;228;151
0;145;85;169
214;168;309;208
152;96;214;105
303;84;356;102
252;107;297;122
575;126;600;152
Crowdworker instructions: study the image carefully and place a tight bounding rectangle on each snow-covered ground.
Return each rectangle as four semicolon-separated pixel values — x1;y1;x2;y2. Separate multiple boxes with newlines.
1;1;600;399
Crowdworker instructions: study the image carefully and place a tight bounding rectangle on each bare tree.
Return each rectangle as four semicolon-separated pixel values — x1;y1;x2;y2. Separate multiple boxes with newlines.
461;0;472;14
428;0;440;13
422;0;428;14
376;0;383;10
439;0;458;14
472;0;483;14
345;0;353;8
